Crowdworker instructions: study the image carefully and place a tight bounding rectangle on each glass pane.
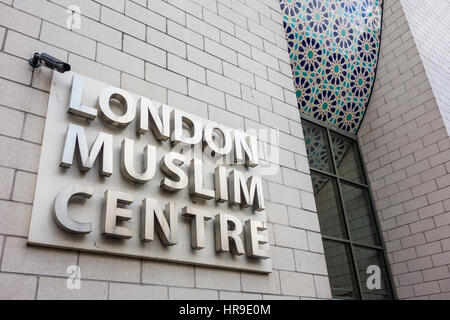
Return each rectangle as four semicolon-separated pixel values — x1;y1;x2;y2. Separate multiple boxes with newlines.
354;246;393;300
331;132;365;184
311;173;347;239
323;240;359;300
341;182;380;246
302;121;334;173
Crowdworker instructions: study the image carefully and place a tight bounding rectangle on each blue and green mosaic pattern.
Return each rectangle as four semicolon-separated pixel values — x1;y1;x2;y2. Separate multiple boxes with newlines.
280;0;382;133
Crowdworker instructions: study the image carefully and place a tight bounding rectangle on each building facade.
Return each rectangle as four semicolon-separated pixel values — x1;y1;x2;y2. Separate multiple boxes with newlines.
358;0;450;299
0;0;448;300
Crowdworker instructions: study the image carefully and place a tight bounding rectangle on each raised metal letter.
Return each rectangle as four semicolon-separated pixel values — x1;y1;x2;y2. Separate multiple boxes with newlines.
203;123;232;155
68;73;97;120
214;165;228;202
229;170;265;211
160;152;188;192
171;110;202;145
137;97;170;141
141;198;177;245
120;138;156;184
234;131;259;167
182;206;212;249
60;124;113;177
98;87;136;128
244;219;270;259
214;213;245;255
53;184;94;234
189;157;214;200
102;189;133;239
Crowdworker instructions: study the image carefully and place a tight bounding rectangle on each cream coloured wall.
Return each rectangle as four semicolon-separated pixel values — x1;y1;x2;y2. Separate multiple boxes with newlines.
358;0;450;300
0;0;330;300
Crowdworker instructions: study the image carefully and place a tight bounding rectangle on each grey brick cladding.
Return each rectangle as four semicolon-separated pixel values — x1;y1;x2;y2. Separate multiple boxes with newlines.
0;0;330;299
358;0;450;300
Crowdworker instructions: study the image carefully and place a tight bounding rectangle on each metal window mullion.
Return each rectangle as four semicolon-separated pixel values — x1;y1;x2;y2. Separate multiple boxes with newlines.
350;242;384;251
301;116;395;299
337;176;369;190
311;166;370;190
321;235;351;244
325;126;364;300
355;137;398;300
322;235;385;251
300;114;359;141
310;167;338;179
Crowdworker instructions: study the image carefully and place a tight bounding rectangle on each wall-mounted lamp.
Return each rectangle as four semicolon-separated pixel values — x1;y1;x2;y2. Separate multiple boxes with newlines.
29;52;71;73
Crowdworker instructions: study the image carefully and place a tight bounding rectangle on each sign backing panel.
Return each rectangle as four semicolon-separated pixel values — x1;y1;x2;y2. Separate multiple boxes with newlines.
28;71;272;273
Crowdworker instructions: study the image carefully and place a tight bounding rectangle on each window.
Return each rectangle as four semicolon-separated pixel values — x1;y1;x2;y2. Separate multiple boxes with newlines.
302;116;395;300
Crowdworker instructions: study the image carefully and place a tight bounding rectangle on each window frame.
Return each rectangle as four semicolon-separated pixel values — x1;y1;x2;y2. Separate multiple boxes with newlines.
300;113;397;300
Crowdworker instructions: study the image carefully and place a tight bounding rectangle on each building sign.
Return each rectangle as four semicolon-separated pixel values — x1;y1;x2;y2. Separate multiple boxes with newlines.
28;72;272;273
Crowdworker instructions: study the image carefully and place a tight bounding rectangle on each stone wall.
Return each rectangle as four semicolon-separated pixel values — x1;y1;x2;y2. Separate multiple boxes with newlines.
358;0;450;300
0;0;330;299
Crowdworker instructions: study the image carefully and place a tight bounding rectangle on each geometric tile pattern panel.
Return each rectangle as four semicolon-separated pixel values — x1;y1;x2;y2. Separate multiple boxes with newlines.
280;0;382;133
